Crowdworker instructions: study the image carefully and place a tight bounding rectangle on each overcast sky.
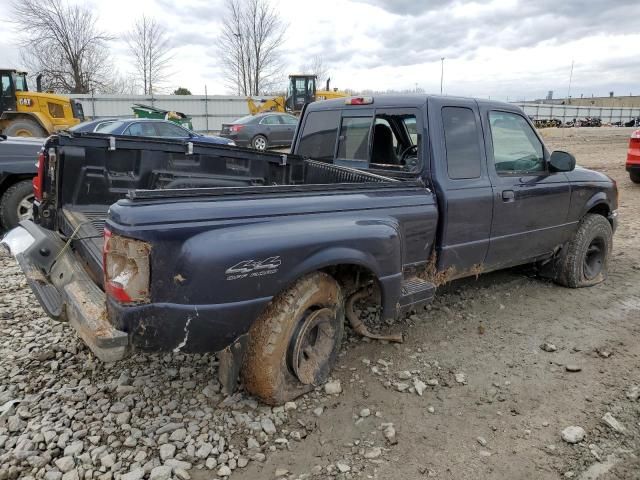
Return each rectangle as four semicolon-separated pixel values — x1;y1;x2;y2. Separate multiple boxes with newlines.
1;0;639;100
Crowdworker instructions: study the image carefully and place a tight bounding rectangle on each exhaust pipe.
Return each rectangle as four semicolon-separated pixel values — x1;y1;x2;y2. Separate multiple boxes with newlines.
36;74;42;92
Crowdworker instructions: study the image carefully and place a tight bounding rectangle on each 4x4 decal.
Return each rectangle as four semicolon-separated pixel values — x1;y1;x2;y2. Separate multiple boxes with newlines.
225;256;281;280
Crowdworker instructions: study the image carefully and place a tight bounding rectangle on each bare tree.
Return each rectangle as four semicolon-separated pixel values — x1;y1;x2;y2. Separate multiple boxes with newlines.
219;0;287;96
12;0;114;93
125;15;173;95
302;55;329;87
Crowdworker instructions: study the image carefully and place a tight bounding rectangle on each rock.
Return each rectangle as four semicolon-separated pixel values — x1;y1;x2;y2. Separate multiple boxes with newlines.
540;342;557;352
174;468;191;480
602;412;625;433
205;457;217;469
62;470;80;480
561;426;585;444
169;428;187;442
359;408;371;418
247;437;260;450
149;466;172;480
55;456;75;473
237;457;249;468
261;417;277;435
159;443;176;461
156;423;183;435
477;436;487;447
455;373;467;384
44;472;63;480
165;459;192;470
275;468;289;477
217;465;232;477
427;406;435;414
196;443;213;458
313;407;324;416
397;370;412;380
64;441;84;457
479;450;492;457
364;447;382;459
336;462;351;473
565;364;582;372
121;469;145;480
414;379;427;396
324;380;342;395
100;453;116;468
284;402;297;411
26;455;49;468
383;424;397;444
123;436;137;447
394;382;410;392
626;385;639;401
426;379;439;386
116;411;132;425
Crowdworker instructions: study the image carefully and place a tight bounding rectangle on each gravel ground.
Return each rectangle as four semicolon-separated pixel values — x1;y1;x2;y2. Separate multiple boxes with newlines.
1;127;639;480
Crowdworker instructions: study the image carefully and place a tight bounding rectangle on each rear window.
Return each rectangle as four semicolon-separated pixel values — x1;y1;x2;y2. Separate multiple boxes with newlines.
297;110;340;160
234;115;255;124
442;107;482;179
337;117;372;161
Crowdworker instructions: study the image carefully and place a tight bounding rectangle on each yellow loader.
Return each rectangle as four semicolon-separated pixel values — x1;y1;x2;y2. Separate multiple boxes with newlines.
247;75;346;116
0;69;84;137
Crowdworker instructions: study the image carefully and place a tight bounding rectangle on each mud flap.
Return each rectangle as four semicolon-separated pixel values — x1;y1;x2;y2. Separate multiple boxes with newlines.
218;334;249;395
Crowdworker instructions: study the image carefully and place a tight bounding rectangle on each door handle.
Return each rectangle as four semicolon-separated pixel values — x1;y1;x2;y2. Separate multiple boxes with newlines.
501;190;515;202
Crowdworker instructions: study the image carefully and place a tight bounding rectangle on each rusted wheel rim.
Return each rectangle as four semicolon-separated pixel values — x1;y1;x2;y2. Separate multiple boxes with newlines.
289;308;339;385
17;193;34;221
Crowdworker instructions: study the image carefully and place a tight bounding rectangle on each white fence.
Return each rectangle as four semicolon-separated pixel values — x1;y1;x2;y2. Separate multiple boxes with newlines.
69;94;268;133
517;102;640;124
69;95;640;133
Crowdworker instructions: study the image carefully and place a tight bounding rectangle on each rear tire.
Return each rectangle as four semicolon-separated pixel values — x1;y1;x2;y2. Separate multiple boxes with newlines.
251;135;268;151
555;214;612;288
630;171;640;184
242;272;344;405
4;119;47;138
0;180;35;229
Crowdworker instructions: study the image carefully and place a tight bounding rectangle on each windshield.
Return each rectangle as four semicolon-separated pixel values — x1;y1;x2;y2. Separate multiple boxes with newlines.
14;73;28;92
234;115;255;124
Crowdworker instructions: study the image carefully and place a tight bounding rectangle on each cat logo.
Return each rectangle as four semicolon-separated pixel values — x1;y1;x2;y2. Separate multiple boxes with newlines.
18;98;33;106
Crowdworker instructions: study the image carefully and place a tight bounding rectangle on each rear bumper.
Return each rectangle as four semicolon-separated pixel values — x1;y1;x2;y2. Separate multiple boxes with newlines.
625;164;640;174
2;221;271;361
2;222;128;362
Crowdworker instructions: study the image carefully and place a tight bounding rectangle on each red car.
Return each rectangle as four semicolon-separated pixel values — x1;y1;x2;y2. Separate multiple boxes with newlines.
627;129;640;183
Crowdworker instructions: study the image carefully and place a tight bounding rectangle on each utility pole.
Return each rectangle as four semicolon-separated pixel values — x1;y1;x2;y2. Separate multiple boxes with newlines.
440;57;445;95
567;60;574;104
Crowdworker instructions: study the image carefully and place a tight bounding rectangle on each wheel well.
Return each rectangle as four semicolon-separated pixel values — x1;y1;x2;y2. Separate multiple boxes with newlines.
321;264;381;302
587;203;613;227
0;174;33;198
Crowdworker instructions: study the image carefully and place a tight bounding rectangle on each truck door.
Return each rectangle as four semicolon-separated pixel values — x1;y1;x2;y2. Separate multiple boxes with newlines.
480;107;571;268
429;98;493;275
1;73;16;112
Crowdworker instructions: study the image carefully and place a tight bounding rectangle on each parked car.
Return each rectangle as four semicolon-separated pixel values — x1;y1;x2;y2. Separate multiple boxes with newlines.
3;95;617;406
627;129;640;183
220;113;298;150
97;118;235;145
68;118;120;133
0;135;42;230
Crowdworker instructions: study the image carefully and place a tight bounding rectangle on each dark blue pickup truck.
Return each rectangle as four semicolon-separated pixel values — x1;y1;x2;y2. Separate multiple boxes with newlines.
2;95;618;405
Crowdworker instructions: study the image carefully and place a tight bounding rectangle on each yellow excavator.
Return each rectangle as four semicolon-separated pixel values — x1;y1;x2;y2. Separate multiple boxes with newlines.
0;69;84;137
247;75;346;116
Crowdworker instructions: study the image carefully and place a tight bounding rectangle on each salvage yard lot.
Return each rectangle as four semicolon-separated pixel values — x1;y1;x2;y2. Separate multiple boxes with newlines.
1;127;638;480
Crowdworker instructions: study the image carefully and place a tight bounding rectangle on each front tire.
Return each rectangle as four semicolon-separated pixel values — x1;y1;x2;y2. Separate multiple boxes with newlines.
630;171;640;184
0;180;35;229
242;272;344;405
555;214;612;288
251;135;268;151
4;119;47;137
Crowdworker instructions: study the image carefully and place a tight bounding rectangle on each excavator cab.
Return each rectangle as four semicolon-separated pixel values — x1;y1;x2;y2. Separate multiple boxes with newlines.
0;70;29;113
285;75;317;113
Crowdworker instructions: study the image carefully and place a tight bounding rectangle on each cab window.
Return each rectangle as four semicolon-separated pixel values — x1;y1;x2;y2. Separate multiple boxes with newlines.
14;74;27;92
489;111;545;175
297;110;340;160
337;116;372;161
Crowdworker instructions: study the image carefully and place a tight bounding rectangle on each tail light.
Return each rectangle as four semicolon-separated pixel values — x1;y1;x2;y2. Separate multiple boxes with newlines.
628;129;640;165
33;151;45;201
230;125;244;133
345;96;374;105
103;228;151;303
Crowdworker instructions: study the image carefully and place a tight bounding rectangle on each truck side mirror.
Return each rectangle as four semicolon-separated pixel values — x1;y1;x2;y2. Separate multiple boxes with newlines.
549;150;576;172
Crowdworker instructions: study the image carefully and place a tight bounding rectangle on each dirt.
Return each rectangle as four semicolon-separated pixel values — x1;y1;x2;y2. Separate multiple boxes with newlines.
230;127;640;480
